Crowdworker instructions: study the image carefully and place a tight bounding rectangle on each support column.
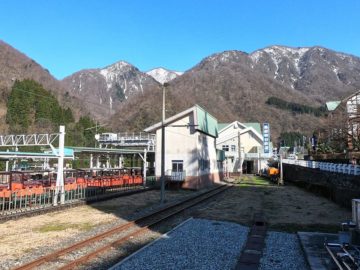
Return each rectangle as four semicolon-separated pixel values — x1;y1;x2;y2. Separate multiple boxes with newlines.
119;155;124;169
143;149;147;187
90;154;93;169
54;125;65;206
280;155;284;185
106;155;110;168
257;147;261;174
96;155;100;168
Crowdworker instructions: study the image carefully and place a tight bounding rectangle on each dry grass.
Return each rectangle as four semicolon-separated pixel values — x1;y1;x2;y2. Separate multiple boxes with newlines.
190;175;351;232
0;189;195;264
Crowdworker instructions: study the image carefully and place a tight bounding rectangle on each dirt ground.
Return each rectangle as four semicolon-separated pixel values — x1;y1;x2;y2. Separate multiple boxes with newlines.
0;176;352;266
189;175;351;232
0;189;196;265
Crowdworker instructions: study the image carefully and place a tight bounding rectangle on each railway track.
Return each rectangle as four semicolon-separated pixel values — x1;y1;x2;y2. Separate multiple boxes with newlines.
14;184;231;270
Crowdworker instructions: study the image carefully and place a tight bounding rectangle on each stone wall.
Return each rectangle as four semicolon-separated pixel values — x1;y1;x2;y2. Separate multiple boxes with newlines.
283;163;360;208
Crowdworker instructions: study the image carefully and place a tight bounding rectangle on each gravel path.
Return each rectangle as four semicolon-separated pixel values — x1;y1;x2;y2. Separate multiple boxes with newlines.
259;231;310;270
112;218;249;270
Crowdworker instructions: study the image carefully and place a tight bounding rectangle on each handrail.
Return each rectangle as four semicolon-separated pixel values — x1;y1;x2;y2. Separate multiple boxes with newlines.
282;159;360;176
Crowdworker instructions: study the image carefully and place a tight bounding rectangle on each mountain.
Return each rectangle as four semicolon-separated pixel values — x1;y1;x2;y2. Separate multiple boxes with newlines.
62;61;161;120
250;46;360;102
2;40;360;141
108;46;360;140
146;67;183;84
0;40;85;131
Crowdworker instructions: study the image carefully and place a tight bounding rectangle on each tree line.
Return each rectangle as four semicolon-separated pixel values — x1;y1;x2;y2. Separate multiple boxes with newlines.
266;96;326;117
6;79;105;147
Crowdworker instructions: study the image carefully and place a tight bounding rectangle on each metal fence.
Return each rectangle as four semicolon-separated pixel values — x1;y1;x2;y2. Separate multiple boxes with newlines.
0;184;145;216
283;159;360;176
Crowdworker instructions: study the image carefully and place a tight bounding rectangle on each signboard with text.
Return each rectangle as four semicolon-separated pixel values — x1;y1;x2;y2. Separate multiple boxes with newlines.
263;123;270;154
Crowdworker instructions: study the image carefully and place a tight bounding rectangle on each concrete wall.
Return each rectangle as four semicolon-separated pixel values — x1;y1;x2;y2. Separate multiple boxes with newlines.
283;163;360;208
181;173;221;189
155;113;222;189
155;114;197;177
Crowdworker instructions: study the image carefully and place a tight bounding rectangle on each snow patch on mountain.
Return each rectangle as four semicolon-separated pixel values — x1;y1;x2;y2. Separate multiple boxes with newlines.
254;46;309;74
146;67;183;84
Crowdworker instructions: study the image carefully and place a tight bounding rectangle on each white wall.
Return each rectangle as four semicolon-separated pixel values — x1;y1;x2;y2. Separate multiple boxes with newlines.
197;133;219;176
154;113;219;178
155;114;198;177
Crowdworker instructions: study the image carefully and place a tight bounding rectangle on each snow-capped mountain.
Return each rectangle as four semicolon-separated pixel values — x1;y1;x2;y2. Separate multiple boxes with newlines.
146;67;183;84
61;61;160;119
109;46;360;138
249;45;360;102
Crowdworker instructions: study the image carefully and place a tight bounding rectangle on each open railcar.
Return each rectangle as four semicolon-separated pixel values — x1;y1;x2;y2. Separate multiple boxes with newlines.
0;168;144;198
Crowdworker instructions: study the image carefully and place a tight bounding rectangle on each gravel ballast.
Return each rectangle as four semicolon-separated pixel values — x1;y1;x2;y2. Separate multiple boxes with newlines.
259;231;309;270
112;218;249;270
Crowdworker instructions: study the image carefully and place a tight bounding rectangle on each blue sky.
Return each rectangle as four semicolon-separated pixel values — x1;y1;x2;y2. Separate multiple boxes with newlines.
0;0;359;79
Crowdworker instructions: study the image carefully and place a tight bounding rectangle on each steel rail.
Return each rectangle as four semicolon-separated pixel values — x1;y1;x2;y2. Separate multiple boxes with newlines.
14;184;230;270
325;244;345;270
58;184;230;270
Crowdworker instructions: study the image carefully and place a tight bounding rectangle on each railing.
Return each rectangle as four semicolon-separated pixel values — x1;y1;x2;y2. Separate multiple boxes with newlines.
0;133;60;147
0;184;145;216
165;170;186;182
283;159;360;176
98;132;156;151
98;132;155;142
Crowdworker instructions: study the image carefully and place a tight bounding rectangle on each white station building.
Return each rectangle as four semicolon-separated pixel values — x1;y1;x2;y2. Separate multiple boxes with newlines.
217;121;272;174
144;105;224;189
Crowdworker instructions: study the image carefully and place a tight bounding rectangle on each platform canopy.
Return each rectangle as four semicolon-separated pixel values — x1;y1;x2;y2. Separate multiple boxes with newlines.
0;148;74;160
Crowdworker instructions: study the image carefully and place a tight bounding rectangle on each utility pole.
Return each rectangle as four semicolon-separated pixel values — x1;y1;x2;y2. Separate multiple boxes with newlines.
160;84;166;204
53;125;65;206
279;155;284;185
238;131;242;178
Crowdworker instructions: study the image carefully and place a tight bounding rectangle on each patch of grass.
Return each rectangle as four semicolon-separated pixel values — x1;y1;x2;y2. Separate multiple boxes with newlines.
37;222;94;233
236;176;272;187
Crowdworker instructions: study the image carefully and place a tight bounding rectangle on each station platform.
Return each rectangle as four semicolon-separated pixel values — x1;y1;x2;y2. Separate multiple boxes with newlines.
298;231;339;270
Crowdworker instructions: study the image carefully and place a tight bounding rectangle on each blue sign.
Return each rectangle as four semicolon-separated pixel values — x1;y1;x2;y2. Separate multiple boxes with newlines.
263;123;270;154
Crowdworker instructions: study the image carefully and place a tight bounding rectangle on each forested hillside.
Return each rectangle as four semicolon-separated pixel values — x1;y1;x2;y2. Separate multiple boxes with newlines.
5;79;103;147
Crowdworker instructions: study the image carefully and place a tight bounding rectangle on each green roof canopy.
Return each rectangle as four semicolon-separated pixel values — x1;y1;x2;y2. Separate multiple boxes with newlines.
195;105;218;137
326;101;341;111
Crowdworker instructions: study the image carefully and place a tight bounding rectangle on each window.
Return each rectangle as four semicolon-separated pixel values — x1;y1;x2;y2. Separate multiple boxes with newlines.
222;145;229;151
231;145;236;152
172;160;183;172
198;159;210;171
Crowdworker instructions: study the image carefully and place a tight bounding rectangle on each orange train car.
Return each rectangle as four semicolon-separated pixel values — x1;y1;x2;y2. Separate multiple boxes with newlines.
0;168;144;198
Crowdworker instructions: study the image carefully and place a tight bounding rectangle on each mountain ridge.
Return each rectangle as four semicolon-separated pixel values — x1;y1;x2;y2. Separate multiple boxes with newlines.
146;67;183;84
1;39;360;140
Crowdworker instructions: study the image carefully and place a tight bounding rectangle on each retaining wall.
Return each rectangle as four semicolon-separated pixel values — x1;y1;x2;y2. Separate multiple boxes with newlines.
283;163;360;208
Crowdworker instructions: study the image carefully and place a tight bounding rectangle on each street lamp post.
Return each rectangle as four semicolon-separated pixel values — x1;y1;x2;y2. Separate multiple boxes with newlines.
160;83;167;204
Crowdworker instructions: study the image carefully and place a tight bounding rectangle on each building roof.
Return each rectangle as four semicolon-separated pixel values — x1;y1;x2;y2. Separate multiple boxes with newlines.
0;148;74;159
218;122;262;134
325;101;341;111
144;105;219;138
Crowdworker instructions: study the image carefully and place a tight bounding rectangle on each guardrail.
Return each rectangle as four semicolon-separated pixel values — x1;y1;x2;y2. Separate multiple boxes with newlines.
0;184;145;216
283;159;360;176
